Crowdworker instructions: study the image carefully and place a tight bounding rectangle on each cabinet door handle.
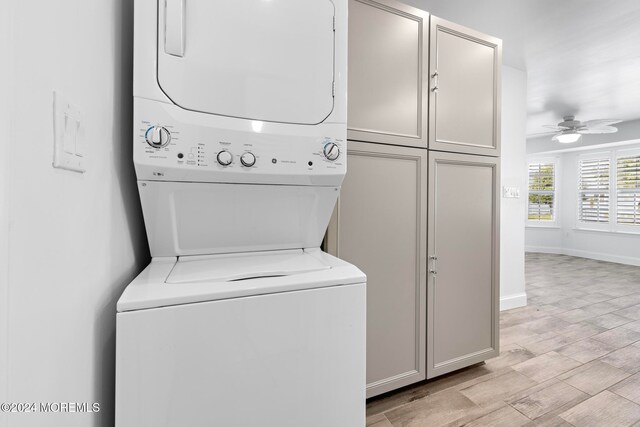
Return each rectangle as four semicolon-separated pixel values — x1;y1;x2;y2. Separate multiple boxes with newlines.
431;71;439;93
430;255;437;275
165;0;185;57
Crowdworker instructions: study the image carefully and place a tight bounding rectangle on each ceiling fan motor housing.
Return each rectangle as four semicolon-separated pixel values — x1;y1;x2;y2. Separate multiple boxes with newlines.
559;115;581;129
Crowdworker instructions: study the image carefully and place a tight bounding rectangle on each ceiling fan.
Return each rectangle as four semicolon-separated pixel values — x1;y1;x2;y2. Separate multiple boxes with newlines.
543;115;621;143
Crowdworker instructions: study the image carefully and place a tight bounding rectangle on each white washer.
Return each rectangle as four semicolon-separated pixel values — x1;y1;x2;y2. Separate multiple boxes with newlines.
116;250;365;427
116;0;365;426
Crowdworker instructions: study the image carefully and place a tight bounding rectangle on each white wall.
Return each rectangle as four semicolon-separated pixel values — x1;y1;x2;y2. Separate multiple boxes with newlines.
1;2;12;424
526;145;640;266
525;226;563;252
3;1;149;426
499;66;528;310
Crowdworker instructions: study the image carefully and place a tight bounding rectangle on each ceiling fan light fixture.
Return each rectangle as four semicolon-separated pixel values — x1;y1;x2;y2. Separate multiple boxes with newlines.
553;132;581;144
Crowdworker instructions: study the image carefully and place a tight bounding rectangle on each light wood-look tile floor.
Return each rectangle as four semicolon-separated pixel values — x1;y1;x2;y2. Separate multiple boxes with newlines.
367;253;640;426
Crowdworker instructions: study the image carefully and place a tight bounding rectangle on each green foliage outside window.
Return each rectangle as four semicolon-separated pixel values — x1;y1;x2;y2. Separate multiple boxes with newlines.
528;163;555;221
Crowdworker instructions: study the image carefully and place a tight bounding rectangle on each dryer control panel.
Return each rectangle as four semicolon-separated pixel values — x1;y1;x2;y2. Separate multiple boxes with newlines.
133;98;346;186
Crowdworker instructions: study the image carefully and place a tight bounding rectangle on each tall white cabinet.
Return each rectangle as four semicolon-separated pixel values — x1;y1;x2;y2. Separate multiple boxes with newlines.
326;0;502;397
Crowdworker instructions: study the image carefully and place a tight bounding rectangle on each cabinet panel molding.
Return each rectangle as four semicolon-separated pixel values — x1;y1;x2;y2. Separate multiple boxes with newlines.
428;16;502;156
426;151;500;378
326;141;427;397
347;0;429;148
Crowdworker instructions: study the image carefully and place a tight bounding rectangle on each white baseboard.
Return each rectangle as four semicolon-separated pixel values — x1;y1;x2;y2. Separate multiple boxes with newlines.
525;246;640;267
524;245;562;254
500;292;527;311
562;248;640;267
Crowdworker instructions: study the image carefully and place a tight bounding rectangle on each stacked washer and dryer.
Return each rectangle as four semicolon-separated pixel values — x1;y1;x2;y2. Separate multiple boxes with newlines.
115;0;366;426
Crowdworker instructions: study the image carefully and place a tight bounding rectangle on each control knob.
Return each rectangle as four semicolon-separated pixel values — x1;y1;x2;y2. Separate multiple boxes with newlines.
217;150;233;166
323;142;340;161
240;152;256;167
145;126;171;148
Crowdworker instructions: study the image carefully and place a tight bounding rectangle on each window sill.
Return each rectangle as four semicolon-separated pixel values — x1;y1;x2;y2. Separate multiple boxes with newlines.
526;224;561;229
573;227;640;236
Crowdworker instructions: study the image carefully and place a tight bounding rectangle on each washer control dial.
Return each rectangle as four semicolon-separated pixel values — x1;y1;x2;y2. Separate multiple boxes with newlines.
145;126;171;148
323;142;340;161
217;150;233;166
240;152;256;167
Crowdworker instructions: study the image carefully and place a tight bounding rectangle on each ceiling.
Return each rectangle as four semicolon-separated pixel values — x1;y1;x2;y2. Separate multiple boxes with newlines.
404;0;640;136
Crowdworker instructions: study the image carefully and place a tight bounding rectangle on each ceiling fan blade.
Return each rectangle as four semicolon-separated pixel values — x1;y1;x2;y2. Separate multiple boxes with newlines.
542;125;569;131
528;130;559;137
581;119;622;127
577;126;618;134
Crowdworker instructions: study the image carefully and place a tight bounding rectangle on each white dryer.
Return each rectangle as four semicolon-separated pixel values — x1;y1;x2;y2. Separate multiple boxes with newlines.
116;0;365;426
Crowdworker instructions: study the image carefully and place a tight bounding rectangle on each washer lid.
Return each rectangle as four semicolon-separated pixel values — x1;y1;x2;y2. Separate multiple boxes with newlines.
116;249;366;312
157;0;335;125
166;250;331;284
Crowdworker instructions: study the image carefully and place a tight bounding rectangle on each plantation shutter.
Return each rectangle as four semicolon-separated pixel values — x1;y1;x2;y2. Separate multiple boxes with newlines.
617;155;640;225
528;163;555;221
578;158;610;223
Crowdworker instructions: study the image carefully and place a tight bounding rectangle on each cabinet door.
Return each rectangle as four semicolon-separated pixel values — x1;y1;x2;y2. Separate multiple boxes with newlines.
326;141;427;397
347;0;429;148
427;151;499;378
428;16;502;156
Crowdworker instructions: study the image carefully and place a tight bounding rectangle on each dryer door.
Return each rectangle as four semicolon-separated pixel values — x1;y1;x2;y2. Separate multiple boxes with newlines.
157;0;336;125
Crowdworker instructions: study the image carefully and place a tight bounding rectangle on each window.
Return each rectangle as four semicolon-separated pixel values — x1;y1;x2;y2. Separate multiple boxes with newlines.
575;149;640;232
578;157;610;224
528;162;556;222
617;154;640;225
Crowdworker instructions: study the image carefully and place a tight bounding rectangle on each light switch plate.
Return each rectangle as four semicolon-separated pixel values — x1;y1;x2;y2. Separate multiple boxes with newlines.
502;186;520;198
53;91;85;173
